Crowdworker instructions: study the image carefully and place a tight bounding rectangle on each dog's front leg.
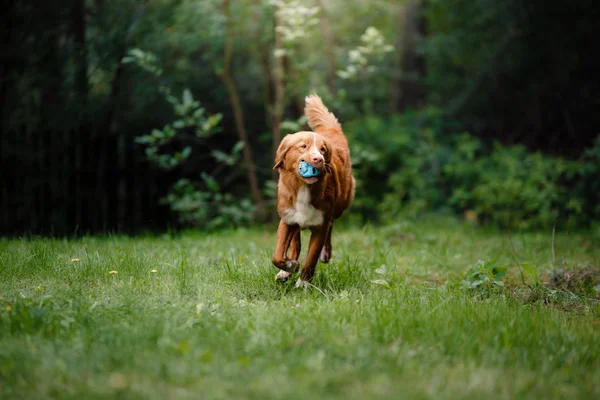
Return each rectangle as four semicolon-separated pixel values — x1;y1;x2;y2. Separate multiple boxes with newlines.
296;222;329;287
319;220;333;263
273;220;300;281
288;230;301;261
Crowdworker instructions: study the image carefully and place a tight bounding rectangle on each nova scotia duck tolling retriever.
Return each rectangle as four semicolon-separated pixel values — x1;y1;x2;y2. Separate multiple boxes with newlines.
272;94;355;287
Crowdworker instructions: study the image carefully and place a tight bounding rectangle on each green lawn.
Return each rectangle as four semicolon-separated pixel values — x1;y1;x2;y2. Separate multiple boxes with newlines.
1;218;599;399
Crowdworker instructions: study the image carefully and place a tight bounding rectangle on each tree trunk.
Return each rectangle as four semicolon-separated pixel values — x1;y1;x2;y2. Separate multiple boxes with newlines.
72;0;88;232
316;0;336;94
220;0;266;220
390;3;403;114
250;0;275;131
72;0;88;104
397;0;427;111
271;8;286;182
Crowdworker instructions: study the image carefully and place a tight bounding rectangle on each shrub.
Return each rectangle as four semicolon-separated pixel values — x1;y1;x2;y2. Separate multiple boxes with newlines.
345;111;599;229
445;139;579;229
345;107;459;221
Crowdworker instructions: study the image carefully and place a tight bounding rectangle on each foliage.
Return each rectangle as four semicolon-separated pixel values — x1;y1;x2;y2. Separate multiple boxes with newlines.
423;0;599;154
271;0;320;46
2;0;598;235
163;178;255;230
123;48;254;229
346;111;600;229
572;135;600;222
272;0;395;114
345;108;458;221
336;27;395;81
462;259;508;292
445;139;580;229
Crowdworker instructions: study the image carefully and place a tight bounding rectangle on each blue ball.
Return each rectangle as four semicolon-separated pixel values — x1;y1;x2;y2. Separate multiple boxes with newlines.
298;160;320;178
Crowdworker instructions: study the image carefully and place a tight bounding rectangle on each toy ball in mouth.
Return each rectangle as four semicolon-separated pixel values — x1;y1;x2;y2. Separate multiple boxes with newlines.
298;160;320;178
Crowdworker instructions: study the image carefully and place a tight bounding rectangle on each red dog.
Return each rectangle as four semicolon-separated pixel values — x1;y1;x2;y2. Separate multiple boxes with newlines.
272;94;355;287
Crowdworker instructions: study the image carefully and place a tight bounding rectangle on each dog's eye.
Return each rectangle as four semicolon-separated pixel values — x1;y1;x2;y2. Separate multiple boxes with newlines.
301;144;307;149
320;147;326;153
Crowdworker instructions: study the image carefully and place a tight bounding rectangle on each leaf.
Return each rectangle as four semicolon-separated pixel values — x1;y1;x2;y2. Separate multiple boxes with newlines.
163;126;176;138
145;147;157;158
478;259;496;269
231;141;245;155
129;48;145;58
182;89;193;106
151;129;164;138
193;108;205;119
201;173;220;193
180;146;192;160
172;120;185;129
336;70;351;80
207;114;222;127
280;120;301;132
166;95;179;105
375;265;387;275
134;136;152;144
520;263;538;284
491;265;508;280
466;279;484;288
211;150;232;165
370;279;390;288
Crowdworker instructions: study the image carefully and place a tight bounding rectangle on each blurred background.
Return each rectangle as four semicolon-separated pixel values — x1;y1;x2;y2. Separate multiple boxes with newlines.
1;0;599;237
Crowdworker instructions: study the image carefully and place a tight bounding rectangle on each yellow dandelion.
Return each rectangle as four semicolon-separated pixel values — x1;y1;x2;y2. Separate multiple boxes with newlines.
5;306;11;312
151;269;157;273
71;258;80;262
109;270;118;274
36;285;41;291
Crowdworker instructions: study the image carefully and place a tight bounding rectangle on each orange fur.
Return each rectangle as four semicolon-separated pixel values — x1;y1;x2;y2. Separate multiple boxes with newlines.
272;94;355;284
304;93;342;133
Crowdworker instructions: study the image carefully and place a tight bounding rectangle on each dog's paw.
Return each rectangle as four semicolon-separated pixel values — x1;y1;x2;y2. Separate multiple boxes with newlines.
275;270;292;282
295;278;310;289
319;246;331;263
281;259;299;273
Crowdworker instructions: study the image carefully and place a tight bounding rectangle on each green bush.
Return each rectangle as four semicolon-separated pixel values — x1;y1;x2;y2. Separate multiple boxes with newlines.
345;111;599;229
573;135;600;223
445;139;579;229
345;107;459;221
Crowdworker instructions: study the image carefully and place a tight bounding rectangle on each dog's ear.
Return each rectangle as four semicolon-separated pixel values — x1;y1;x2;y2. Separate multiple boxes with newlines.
323;142;332;165
273;135;292;170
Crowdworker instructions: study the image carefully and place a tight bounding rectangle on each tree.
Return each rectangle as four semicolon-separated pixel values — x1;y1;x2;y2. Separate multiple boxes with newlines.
219;0;266;220
393;0;427;111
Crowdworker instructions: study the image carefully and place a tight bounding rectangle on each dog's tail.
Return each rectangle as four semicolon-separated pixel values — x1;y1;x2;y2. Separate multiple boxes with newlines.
304;94;342;134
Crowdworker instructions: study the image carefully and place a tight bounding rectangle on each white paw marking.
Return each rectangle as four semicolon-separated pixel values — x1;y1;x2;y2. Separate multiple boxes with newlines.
319;247;330;263
282;186;323;228
295;278;310;288
275;270;292;281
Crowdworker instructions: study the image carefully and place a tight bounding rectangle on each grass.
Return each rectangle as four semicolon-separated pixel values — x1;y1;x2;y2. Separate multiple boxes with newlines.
1;217;599;399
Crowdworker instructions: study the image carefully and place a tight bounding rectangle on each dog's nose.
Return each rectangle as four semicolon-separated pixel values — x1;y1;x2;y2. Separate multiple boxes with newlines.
311;153;324;165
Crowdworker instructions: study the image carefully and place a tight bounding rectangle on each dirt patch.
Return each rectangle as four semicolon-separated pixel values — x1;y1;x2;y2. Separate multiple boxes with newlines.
544;266;600;299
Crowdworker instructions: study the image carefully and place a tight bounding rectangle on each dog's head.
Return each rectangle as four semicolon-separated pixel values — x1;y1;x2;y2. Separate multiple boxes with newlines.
273;131;331;184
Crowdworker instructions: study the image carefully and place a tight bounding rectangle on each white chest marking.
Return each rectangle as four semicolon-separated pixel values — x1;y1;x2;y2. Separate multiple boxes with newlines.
283;186;324;228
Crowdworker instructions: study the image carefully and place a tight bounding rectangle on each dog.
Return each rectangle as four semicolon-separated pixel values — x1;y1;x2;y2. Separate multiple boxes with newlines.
272;94;355;287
